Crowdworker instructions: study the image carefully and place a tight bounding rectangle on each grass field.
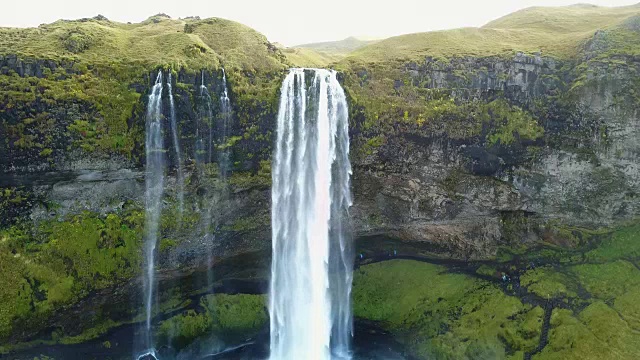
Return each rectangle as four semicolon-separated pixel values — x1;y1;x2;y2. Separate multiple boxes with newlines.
341;3;640;66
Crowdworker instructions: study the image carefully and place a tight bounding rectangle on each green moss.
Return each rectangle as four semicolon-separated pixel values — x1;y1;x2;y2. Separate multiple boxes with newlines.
536;302;640;360
485;100;544;146
159;238;178;252
204;293;268;335
0;209;143;340
223;213;268;233
359;134;386;156
353;260;541;358
520;266;578;299
0;64;142;156
228;160;272;190
0;187;33;226
476;264;498;277
349;85;543;158
58;319;120;345
354;221;640;358
613;288;640;331
1;15;288;160
159;310;212;349
158;294;267;350
585;223;640;263
570;260;640;301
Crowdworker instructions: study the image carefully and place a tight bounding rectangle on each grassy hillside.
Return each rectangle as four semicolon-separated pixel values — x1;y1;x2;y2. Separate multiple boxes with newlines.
280;47;342;68
0;14;286;72
0;15;288;159
296;36;378;55
284;37;381;68
341;3;640;65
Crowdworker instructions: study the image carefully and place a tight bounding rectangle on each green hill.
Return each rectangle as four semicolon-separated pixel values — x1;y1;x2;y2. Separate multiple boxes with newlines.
296;36;378;56
283;37;380;67
341;3;640;65
280;47;342;68
0;14;287;72
0;15;288;159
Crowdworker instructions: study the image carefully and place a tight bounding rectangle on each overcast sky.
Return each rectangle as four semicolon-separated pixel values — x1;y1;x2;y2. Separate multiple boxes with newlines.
1;0;638;46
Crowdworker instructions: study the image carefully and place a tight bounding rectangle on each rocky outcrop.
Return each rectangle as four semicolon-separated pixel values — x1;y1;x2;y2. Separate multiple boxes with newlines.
402;52;563;103
348;49;640;259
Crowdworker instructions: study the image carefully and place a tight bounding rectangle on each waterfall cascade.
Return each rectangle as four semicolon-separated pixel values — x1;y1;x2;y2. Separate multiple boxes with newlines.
196;71;216;289
218;68;232;178
200;70;215;164
141;70;165;358
167;73;184;223
269;68;353;360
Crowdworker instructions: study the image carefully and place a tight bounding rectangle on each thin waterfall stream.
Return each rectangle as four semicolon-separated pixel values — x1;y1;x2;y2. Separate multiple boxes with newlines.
197;70;216;290
201;71;215;164
219;68;232;178
167;73;184;224
141;70;165;358
269;68;353;360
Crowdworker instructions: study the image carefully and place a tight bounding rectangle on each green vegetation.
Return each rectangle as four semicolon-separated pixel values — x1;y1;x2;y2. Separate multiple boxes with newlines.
283;37;380;67
296;37;379;57
354;221;640;359
0;15;287;159
281;47;341;68
228;159;272;190
520;266;577;299
335;4;640;160
585;223;640;262
344;4;640;64
0;209;143;340
537;303;640;360
353;260;542;358
347;88;544;157
570;260;640;301
158;294;267;350
485;100;544;145
0;14;286;70
0;187;33;226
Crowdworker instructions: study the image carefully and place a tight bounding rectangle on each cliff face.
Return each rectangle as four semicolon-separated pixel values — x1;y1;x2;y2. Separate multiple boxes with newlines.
1;6;640;354
348;48;640;259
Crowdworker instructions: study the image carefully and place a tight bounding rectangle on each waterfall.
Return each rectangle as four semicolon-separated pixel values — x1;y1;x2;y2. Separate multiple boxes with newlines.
142;70;165;357
200;70;215;164
167;73;184;224
218;68;232;178
269;68;353;360
197;70;216;288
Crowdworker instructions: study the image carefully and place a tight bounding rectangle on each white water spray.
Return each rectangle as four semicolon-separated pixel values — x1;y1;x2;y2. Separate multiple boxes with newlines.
142;70;165;355
219;68;232;178
269;68;353;360
167;73;184;224
200;70;214;164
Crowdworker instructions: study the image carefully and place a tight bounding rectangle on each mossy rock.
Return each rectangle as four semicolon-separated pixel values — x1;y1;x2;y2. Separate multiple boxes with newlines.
0;209;143;340
353;260;542;358
536;302;640;360
158;293;267;350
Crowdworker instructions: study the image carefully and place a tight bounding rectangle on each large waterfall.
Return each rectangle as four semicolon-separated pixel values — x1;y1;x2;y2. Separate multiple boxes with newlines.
269;68;353;360
142;70;165;357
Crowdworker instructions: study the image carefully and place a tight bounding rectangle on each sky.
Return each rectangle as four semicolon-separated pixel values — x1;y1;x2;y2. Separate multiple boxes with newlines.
0;0;638;46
